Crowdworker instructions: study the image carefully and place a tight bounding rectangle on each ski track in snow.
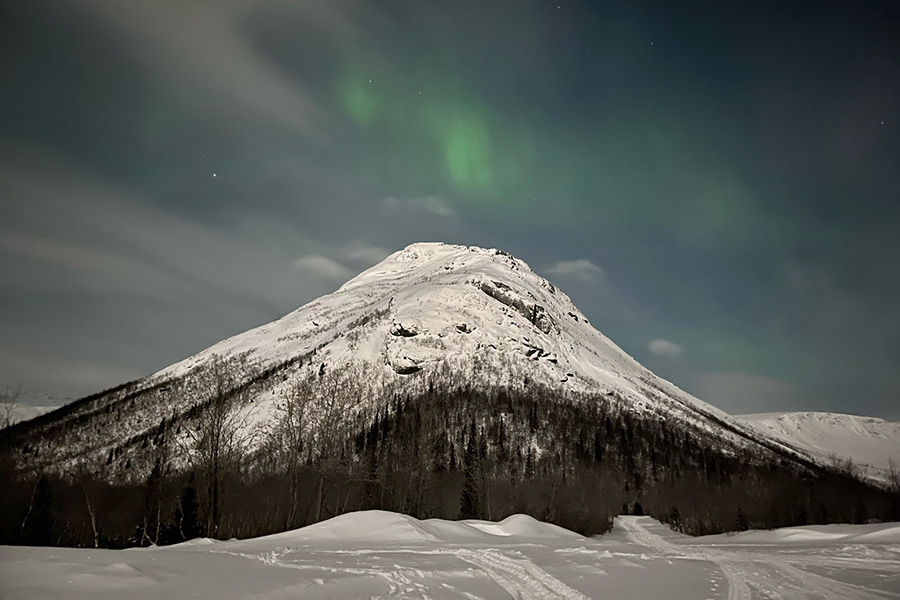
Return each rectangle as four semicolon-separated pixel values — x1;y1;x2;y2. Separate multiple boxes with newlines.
619;516;900;600
209;517;900;600
449;548;589;600
215;545;587;599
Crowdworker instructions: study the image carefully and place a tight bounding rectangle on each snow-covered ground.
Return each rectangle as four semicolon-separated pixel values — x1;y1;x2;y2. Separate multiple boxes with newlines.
739;412;900;480
2;511;898;599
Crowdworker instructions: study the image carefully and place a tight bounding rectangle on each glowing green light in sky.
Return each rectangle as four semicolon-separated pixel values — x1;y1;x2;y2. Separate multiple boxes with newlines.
330;56;789;248
336;64;534;199
340;72;380;127
701;180;739;232
419;99;499;193
443;115;492;189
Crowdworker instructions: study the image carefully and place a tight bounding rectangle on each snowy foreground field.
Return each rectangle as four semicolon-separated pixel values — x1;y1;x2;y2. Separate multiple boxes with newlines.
2;512;899;599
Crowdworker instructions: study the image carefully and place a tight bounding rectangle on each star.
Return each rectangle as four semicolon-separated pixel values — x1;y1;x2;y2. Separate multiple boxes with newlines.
212;173;217;177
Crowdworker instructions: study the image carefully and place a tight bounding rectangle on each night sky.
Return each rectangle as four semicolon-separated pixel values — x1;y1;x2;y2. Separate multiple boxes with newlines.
2;1;898;418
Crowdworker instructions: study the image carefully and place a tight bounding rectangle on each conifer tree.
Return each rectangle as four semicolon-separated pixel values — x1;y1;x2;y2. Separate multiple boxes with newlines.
460;422;479;518
177;475;202;541
23;475;54;546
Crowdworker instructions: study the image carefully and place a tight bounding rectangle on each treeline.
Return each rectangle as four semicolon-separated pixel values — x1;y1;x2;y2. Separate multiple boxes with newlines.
1;365;898;548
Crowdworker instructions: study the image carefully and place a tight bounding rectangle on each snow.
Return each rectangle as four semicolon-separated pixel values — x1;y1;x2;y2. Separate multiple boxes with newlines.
149;243;660;395
133;243;802;463
2;511;898;599
738;411;900;480
230;511;583;551
708;522;900;545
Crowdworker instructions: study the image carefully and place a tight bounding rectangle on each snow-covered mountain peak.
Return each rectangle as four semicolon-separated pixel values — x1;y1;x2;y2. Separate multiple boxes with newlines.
141;241;762;437
337;242;540;293
156;241;613;389
122;241;807;472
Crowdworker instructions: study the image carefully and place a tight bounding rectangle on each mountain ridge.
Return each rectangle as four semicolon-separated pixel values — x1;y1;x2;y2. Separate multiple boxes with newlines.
738;411;900;480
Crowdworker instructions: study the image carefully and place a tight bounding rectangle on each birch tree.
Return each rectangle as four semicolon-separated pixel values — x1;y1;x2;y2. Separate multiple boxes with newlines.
188;356;251;538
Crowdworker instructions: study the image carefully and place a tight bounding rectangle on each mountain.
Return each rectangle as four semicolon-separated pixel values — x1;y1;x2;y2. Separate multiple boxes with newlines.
1;243;807;469
738;412;900;481
1;242;896;547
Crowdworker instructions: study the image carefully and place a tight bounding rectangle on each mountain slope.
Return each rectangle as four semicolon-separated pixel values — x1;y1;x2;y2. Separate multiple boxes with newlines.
738;412;900;480
3;242;815;475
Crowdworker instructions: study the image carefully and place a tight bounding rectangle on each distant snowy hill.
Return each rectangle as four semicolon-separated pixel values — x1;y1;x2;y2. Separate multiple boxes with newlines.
1;388;64;428
738;412;900;480
2;403;54;427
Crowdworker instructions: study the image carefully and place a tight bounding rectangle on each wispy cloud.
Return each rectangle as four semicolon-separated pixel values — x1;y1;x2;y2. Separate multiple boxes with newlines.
338;242;392;266
693;372;799;415
0;344;146;401
545;259;603;282
292;254;354;282
0;148;318;309
648;339;682;358
0;147;347;396
0;232;133;272
384;196;457;219
79;1;359;134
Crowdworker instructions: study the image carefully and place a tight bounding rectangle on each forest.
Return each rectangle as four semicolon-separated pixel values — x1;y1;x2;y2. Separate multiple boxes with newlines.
1;362;898;549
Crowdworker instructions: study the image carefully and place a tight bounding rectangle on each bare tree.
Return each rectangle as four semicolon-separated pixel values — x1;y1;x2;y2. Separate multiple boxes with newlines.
1;385;22;429
888;458;900;495
309;364;366;523
140;433;172;546
186;356;253;538
829;452;860;479
73;463;101;548
271;375;313;529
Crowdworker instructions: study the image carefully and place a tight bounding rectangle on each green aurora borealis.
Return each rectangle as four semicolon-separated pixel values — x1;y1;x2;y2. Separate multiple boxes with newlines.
1;0;899;417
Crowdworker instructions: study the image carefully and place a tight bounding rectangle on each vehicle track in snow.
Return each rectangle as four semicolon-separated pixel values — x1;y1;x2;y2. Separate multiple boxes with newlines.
617;516;897;600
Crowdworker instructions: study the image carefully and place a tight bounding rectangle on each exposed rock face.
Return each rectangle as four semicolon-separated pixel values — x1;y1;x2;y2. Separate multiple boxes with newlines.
389;322;418;337
474;279;557;335
391;357;422;374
